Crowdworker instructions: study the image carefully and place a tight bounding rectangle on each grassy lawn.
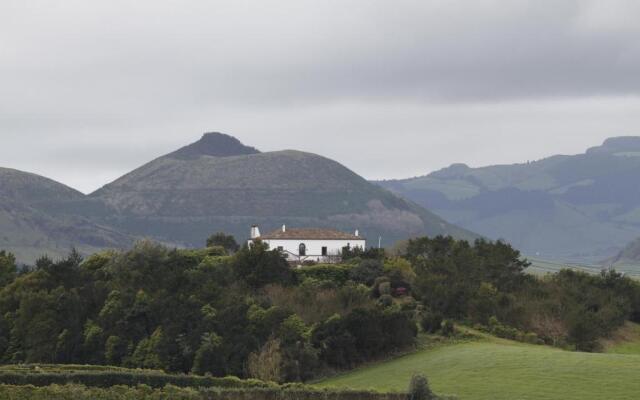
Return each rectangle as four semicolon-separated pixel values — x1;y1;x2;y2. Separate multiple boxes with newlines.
316;335;640;400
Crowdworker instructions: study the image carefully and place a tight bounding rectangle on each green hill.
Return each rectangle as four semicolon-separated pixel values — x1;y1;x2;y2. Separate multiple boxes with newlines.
317;333;640;400
88;132;476;247
376;137;640;263
0;168;132;263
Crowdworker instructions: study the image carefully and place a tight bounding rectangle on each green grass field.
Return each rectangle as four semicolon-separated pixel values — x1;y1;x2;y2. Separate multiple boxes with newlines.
317;334;640;400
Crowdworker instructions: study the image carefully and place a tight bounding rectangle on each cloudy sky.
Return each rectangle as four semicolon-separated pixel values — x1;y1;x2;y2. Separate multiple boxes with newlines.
2;0;640;193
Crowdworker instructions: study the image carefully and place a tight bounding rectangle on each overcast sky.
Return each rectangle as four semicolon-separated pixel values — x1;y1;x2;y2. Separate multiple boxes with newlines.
2;0;640;193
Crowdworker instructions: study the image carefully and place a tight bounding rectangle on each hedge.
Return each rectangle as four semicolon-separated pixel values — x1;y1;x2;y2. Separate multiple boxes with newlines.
0;384;409;400
0;370;273;389
296;264;352;285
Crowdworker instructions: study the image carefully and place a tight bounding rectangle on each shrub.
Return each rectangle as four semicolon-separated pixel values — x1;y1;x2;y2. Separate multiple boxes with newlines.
296;264;352;285
524;332;540;344
420;311;443;334
349;260;384;286
408;373;435;400
441;320;455;337
378;294;393;307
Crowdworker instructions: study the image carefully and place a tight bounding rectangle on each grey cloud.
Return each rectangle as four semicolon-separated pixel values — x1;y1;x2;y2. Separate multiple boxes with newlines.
3;0;640;112
1;0;640;193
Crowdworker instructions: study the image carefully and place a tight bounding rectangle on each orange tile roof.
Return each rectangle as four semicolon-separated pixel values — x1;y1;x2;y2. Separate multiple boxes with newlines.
259;227;364;240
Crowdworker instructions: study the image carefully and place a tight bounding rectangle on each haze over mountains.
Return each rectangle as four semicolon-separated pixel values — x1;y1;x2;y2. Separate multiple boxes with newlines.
0;132;474;263
377;137;640;263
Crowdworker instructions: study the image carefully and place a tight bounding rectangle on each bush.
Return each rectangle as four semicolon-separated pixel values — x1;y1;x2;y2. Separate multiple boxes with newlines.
378;294;393;307
408;373;435;400
349;260;384;286
524;332;540;344
296;264;352;285
420;311;443;334
441;320;455;337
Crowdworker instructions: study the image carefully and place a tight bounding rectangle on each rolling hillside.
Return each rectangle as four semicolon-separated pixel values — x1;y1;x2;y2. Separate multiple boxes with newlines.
0;168;132;263
88;132;476;247
317;333;640;400
376;137;640;263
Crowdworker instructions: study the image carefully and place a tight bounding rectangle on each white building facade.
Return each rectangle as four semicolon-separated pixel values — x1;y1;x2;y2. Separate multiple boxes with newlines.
248;225;365;263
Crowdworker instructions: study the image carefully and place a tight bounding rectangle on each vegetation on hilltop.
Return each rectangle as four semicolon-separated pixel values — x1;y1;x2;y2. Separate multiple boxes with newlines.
0;241;416;383
1;233;639;386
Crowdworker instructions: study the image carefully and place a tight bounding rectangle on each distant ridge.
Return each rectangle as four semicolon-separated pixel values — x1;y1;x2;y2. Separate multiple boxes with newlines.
376;136;640;263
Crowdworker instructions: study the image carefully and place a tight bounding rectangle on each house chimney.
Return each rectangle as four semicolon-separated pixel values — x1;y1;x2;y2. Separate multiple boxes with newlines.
250;225;261;239
355;229;359;237
282;224;286;233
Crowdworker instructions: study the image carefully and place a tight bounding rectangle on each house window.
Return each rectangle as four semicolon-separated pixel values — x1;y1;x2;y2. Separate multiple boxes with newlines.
277;246;284;252
321;246;328;256
299;243;306;256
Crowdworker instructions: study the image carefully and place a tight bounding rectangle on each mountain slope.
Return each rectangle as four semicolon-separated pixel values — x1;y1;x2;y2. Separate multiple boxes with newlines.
605;237;640;266
376;137;640;263
90;132;476;246
0;168;133;263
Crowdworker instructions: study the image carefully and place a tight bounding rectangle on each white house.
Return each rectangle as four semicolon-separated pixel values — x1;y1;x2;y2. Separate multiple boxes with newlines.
248;225;366;263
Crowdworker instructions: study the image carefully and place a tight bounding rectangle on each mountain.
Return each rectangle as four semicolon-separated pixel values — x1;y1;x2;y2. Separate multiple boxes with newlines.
89;132;476;247
376;137;640;263
604;237;640;266
0;167;133;264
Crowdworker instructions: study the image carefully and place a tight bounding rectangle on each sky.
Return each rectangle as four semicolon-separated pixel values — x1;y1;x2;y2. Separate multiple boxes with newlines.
2;0;640;193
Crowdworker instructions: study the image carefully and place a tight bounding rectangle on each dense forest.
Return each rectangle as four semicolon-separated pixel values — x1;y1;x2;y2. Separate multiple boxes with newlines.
0;235;639;383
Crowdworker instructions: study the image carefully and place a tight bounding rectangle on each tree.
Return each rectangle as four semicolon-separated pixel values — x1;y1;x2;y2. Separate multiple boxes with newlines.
129;327;168;370
247;338;282;382
192;332;225;375
206;232;239;254
104;335;127;365
0;251;16;287
233;241;296;288
349;259;384;285
530;314;567;346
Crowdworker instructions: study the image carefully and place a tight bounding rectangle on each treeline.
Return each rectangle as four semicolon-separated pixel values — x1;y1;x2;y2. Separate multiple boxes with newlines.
1;235;639;384
406;237;640;350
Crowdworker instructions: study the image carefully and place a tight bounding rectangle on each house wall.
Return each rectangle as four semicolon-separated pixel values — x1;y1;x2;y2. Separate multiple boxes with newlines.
260;238;366;262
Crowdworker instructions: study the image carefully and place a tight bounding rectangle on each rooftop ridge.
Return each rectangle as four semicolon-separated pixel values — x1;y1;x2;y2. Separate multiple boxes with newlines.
259;227;364;240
